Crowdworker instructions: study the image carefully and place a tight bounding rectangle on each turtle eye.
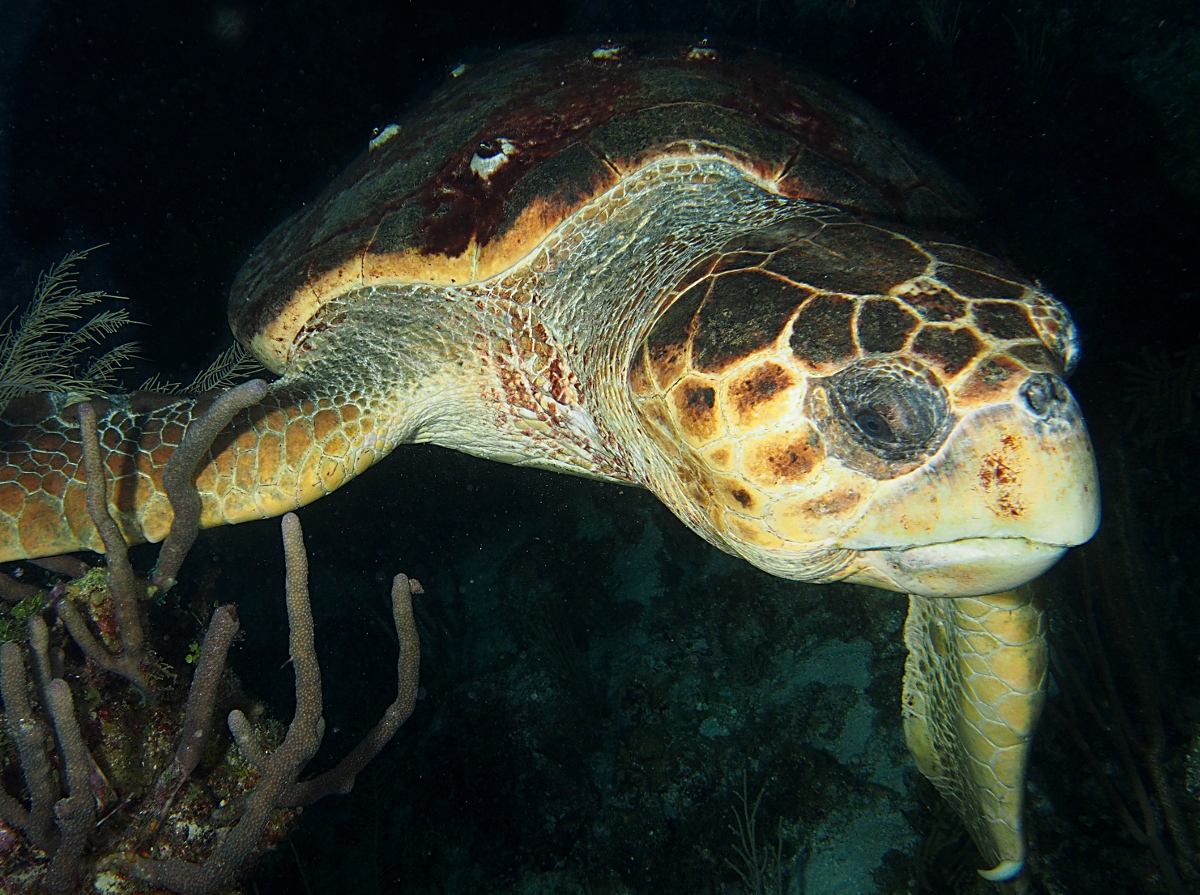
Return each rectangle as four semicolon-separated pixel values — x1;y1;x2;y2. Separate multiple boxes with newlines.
847;384;941;452
853;406;896;444
843;382;942;456
816;360;953;476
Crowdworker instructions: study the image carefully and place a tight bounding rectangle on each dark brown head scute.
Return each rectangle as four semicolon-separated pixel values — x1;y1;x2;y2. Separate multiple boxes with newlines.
857;298;920;353
972;301;1037;341
693;271;807;373
789;294;856;367
897;283;968;322
929;243;1030;283
957;354;1025;402
1008;342;1060;374
936;265;1026;301
646;283;707;388
766;223;929;295
911;326;983;377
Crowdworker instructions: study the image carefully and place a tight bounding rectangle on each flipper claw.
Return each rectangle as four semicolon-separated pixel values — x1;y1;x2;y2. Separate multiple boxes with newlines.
978;858;1025;881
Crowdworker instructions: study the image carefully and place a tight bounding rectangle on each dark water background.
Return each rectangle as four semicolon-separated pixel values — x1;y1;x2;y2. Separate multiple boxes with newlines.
1;2;1198;893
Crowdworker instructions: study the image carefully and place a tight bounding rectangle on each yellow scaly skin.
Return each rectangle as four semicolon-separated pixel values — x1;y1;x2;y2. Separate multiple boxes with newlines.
903;588;1047;879
0;383;379;561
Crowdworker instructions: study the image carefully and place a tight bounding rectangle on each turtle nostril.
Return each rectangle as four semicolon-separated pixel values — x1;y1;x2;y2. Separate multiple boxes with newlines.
1020;374;1069;419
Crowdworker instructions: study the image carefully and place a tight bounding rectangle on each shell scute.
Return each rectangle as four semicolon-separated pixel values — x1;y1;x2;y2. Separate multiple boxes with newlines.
231;37;978;372
588;102;797;182
367;205;431;267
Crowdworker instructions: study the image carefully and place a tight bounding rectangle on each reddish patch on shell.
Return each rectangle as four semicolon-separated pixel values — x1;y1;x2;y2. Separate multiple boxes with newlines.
418;73;636;257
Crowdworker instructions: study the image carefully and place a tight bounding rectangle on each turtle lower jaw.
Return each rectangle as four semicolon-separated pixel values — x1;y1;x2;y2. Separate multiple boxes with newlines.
845;537;1066;598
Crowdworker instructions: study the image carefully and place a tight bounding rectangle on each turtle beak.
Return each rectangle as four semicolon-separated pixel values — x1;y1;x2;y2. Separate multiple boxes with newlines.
839;374;1100;598
846;537;1069;597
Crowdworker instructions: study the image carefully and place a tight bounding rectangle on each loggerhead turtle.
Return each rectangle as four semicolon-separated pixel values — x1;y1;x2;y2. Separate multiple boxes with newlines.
0;38;1098;880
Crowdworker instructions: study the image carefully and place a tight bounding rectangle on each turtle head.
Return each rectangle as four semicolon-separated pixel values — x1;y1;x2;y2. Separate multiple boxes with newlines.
627;218;1099;598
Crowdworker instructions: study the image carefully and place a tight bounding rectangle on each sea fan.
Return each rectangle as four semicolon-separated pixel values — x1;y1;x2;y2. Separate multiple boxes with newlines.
138;341;265;396
1121;344;1200;463
0;247;137;408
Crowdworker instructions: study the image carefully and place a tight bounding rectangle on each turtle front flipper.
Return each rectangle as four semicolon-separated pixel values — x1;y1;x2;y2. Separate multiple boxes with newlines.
901;588;1048;881
0;380;387;563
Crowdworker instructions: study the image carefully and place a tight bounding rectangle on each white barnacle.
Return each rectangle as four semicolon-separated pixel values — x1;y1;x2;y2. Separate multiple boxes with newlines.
369;124;400;152
470;137;517;182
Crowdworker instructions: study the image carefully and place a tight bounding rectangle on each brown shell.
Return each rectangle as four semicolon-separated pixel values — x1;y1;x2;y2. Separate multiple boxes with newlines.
230;36;979;371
